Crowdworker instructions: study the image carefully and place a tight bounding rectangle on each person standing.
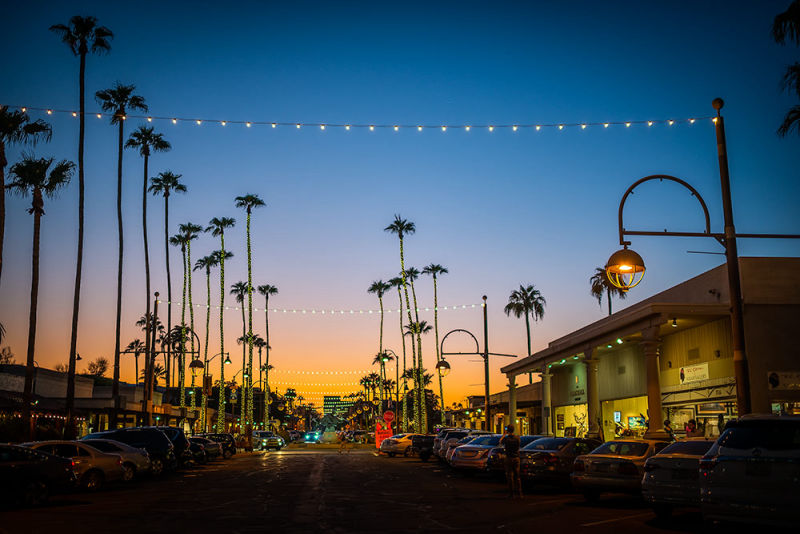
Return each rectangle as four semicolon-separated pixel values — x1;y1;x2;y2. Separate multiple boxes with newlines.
499;424;522;498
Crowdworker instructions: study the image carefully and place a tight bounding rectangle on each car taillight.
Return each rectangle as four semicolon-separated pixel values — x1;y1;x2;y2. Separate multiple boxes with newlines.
117;457;123;466
618;462;638;476
573;460;585;472
540;453;557;465
699;456;717;476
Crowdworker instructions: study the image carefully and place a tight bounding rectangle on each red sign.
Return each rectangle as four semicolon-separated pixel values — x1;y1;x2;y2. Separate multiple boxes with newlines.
383;410;395;423
375;421;393;449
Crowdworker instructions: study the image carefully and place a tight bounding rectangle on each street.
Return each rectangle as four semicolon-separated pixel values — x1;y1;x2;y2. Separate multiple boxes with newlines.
1;447;715;534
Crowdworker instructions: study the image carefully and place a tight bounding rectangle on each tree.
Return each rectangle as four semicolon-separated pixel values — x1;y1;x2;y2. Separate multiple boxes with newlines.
367;280;392;407
149;170;186;388
205;217;235;432
423;264;448;419
125;339;146;385
404;266;427;431
8;156;74;430
95;82;147;413
50;15;113;434
140;362;165;388
54;362;68;373
589;267;626;316
504;284;546;357
87;357;109;378
194;253;218;430
170;233;189;407
179;222;203;411
388;276;407;429
256;283;277;424
235;194;265;435
0;346;14;364
384;215;423;430
0;108;52;285
230;280;250;406
773;1;800;136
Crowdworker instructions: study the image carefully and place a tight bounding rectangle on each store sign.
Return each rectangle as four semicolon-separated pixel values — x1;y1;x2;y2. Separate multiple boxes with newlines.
767;372;800;391
679;363;709;384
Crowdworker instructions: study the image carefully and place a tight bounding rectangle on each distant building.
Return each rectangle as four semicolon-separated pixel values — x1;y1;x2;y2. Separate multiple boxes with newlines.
323;395;354;417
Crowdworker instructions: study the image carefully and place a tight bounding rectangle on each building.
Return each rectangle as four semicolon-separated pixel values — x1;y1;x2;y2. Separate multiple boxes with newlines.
323;395;354;417
501;257;800;440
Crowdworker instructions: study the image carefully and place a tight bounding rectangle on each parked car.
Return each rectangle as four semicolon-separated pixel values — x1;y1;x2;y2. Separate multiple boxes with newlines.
571;438;671;501
153;426;193;466
450;434;503;470
439;430;491;460
519;437;602;484
432;428;459;458
0;443;76;507
411;434;436;461
380;433;421;457
641;438;714;518
699;415;800;527
253;431;285;451
22;440;126;490
434;429;467;458
486;435;545;474
303;430;322;443
80;438;152;480
288;430;303;442
84;427;177;475
189;437;222;460
197;433;236;458
445;435;481;463
188;440;208;464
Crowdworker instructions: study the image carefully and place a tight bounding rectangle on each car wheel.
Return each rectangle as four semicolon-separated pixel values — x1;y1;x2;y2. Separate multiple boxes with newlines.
582;491;601;503
224;450;233;459
403;447;411;457
122;463;136;482
81;470;104;491
151;457;165;476
388;452;396;458
653;504;673;520
23;480;48;506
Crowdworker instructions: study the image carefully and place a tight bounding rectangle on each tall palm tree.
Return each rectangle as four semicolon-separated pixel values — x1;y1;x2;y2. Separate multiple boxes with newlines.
0;108;52;285
388;276;407;429
367;280;391;406
404;266;427;431
179;222;203;412
125;339;146;385
423;264;448;420
589;267;626;316
235;194;265;433
230;280;249;390
95;83;147;415
50;17;112;433
773;1;800;136
257;283;278;423
125;125;171;384
169;233;188;407
504;284;546;357
194;253;218;429
149;171;186;387
384;215;421;430
205;217;235;432
7;156;74;432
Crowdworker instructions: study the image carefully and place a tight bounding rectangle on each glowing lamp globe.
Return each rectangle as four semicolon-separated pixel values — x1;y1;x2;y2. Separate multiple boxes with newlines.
189;358;205;376
605;246;646;292
435;359;451;377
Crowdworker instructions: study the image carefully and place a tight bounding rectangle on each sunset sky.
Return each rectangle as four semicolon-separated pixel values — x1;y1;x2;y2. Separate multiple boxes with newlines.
2;1;799;407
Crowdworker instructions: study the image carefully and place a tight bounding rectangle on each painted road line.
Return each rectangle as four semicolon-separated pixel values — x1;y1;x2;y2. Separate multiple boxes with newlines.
580;511;653;527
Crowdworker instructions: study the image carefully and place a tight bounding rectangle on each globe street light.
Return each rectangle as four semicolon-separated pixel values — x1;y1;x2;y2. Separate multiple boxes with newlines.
604;246;646;292
435;359;451;377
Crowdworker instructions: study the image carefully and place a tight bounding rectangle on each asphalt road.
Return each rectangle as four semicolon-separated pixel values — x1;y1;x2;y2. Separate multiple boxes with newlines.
2;448;712;534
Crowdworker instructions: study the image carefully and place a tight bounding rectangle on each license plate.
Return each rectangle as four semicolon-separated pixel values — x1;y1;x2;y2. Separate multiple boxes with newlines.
671;469;696;480
746;461;771;477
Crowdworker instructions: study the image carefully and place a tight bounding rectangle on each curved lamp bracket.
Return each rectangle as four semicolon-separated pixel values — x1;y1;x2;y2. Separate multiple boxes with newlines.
440;328;481;356
618;174;713;246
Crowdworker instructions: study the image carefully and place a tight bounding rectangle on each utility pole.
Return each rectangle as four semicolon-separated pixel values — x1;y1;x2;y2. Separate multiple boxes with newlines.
482;295;490;432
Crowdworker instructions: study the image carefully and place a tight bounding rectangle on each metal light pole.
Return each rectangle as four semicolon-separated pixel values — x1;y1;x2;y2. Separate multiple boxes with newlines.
482;296;491;431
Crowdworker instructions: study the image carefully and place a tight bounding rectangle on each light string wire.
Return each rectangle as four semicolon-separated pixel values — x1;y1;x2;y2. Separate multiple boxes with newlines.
159;300;483;314
6;105;717;131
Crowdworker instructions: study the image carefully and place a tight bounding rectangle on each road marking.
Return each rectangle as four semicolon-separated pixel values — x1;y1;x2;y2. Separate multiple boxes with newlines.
580;512;653;527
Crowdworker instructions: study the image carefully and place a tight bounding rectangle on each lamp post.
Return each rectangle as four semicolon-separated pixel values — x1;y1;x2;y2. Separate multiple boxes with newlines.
195;352;230;432
382;348;400;410
604;98;800;416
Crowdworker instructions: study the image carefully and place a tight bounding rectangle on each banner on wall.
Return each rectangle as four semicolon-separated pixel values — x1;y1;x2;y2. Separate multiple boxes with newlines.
679;363;709;384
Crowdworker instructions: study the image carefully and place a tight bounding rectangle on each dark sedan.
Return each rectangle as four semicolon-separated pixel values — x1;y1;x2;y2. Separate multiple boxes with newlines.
0;444;76;507
190;437;222;460
520;437;602;484
486;435;545;474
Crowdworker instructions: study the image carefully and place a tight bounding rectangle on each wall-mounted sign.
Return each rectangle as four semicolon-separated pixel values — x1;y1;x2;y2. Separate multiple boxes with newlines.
613;411;621;423
768;372;800;391
680;363;709;384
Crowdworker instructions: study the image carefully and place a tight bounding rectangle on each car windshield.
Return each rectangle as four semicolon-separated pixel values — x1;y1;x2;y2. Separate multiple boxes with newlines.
83;432;110;440
659;440;714;456
718;420;800;450
520;435;543;447
456;436;477;445
469;435;501;446
591;441;649;456
446;432;467;441
159;428;179;440
524;437;569;451
390;434;406;439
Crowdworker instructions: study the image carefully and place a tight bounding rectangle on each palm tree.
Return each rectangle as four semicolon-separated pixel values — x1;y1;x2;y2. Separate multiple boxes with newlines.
235;194;265;433
0;108;52;285
230;281;249;385
7;155;74;432
94;83;147;415
504;284;547;357
125;339;146;385
194;253;218;428
773;1;800;136
135;312;165;396
257;283;278;423
149;171;186;387
423;264;448;419
404;266;426;431
141;363;165;389
205;217;235;432
589;267;626;316
384;215;422;430
125;125;171;384
367;280;391;406
388;276;406;429
170;233;188;407
50;17;112;432
179;223;203;411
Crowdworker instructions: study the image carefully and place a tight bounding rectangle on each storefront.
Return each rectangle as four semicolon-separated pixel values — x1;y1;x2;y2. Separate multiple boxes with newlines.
601;395;648;439
550;361;588;437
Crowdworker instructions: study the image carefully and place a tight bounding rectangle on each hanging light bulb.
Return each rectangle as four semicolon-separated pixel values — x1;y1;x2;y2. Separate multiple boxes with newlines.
21;107;27;112
647;121;653;126
196;120;202;125
417;125;423;131
465;125;471;131
558;124;564;130
535;125;541;131
625;122;631;127
320;124;326;130
345;124;351;130
512;125;518;131
581;124;587;129
668;119;674;125
221;121;226;126
441;125;447;132
72;112;77;117
369;125;375;131
172;118;177;124
488;125;494;132
604;123;609;128
296;123;301;129
96;113;101;118
147;117;152;122
246;122;252;127
689;118;695;124
46;109;52;115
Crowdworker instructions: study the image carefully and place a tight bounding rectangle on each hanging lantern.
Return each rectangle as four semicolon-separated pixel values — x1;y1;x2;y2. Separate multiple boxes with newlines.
435;359;451;377
605;246;646;292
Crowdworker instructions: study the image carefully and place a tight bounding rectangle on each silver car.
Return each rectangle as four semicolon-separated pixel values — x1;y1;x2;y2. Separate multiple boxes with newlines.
80;438;152;480
641;438;714;518
23;440;126;490
449;434;502;470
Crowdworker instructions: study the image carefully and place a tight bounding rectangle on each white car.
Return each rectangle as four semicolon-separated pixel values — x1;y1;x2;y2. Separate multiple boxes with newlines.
379;434;420;457
641;438;714;518
699;415;800;527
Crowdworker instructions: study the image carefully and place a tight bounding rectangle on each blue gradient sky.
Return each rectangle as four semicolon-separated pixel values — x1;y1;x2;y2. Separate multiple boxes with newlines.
2;1;799;405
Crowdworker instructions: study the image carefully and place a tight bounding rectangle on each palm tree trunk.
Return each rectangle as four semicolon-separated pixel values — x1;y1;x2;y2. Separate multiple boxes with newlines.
525;311;531;356
22;192;42;438
188;239;196;414
378;294;384;408
112;117;124;427
246;210;254;435
0;142;6;285
202;266;211;431
264;294;270;426
433;274;444;423
66;50;87;437
397;286;407;432
134;353;139;385
164;193;172;390
216;232;227;433
409;279;425;432
142;153;152;404
398;235;420;432
607;287;612;316
179;244;187;409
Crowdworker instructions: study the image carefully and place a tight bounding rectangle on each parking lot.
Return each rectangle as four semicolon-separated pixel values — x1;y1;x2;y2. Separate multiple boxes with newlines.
1;447;717;534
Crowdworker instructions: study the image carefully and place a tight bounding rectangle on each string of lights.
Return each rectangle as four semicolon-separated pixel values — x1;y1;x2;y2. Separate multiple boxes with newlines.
160;299;482;314
271;381;360;386
272;369;371;375
7;105;717;132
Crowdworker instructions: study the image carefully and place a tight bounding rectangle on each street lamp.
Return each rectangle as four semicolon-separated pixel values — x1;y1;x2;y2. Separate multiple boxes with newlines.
435;359;451;377
604;246;646;292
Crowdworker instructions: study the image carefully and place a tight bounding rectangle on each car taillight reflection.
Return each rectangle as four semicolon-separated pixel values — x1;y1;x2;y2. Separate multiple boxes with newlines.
698;456;717;476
